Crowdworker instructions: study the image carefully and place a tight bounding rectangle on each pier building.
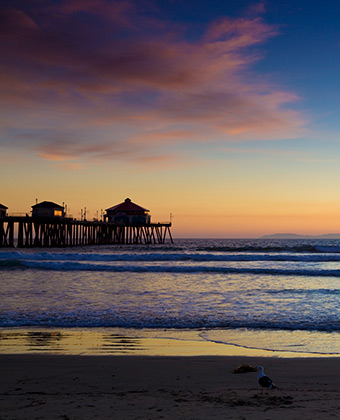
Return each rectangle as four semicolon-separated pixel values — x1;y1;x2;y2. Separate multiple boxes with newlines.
105;198;150;225
32;201;66;218
0;204;8;219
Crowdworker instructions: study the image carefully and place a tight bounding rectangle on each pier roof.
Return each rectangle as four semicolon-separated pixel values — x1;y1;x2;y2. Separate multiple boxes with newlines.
0;203;8;209
106;198;149;213
32;201;64;209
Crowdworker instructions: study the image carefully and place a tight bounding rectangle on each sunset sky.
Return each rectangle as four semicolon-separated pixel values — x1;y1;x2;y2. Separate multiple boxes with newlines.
2;0;340;238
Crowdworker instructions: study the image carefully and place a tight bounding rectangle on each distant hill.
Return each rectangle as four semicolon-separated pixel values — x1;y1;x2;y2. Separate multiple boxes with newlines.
260;233;340;239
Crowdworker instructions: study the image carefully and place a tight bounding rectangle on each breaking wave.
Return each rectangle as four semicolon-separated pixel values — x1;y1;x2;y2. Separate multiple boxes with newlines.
2;249;340;263
0;260;337;277
2;248;340;277
2;309;340;332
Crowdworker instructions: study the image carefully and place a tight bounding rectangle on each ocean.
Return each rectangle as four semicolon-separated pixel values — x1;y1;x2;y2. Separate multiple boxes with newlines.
2;238;340;356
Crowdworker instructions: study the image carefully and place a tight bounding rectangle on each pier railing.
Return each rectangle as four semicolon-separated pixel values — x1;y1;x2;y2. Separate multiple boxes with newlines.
0;216;173;247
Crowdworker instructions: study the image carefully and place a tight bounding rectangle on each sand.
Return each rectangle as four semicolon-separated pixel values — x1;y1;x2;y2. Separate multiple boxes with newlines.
1;355;340;419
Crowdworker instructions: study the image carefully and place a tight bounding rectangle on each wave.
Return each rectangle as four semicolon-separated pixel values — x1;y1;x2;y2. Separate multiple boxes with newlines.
2;311;340;332
1;259;339;277
2;249;340;277
2;250;340;264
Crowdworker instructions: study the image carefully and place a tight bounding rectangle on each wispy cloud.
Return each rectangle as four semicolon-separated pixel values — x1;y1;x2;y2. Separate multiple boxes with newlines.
0;0;306;168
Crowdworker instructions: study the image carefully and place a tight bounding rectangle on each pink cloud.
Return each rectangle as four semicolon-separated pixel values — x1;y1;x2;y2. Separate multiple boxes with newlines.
0;1;307;167
204;16;277;45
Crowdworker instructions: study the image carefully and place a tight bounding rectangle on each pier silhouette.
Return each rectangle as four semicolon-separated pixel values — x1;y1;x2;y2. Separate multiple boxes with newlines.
0;199;173;247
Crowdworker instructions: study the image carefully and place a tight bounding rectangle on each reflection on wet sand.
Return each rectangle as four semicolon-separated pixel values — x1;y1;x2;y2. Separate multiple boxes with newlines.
100;334;145;353
26;331;63;351
0;329;146;355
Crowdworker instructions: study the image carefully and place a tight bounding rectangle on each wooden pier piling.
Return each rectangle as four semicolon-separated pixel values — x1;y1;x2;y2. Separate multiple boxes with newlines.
0;217;173;248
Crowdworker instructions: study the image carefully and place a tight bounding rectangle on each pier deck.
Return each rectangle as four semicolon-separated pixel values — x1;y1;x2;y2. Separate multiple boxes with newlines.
0;217;173;247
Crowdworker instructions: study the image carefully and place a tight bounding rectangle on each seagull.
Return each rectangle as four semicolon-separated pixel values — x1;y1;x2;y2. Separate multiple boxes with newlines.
257;366;278;393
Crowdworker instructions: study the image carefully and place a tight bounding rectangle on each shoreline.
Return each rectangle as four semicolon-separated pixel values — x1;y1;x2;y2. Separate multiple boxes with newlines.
2;354;340;419
1;327;340;358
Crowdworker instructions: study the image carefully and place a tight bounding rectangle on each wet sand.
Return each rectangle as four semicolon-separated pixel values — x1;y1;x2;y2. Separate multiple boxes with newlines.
1;354;340;419
1;327;337;357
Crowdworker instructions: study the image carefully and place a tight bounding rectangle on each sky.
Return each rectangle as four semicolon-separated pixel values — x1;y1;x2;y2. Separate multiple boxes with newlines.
2;0;340;238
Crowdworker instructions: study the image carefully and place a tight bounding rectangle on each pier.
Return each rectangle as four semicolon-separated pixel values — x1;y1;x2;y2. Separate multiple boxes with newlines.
0;217;173;248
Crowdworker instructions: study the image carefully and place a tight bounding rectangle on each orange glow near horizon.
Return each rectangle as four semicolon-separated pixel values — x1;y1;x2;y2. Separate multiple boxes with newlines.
3;159;340;238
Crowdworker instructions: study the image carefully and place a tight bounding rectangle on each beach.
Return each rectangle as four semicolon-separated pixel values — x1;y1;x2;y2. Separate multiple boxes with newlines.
3;239;340;418
1;354;340;419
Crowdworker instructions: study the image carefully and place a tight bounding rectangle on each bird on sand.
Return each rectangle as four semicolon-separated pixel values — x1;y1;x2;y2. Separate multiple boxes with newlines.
257;366;278;393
